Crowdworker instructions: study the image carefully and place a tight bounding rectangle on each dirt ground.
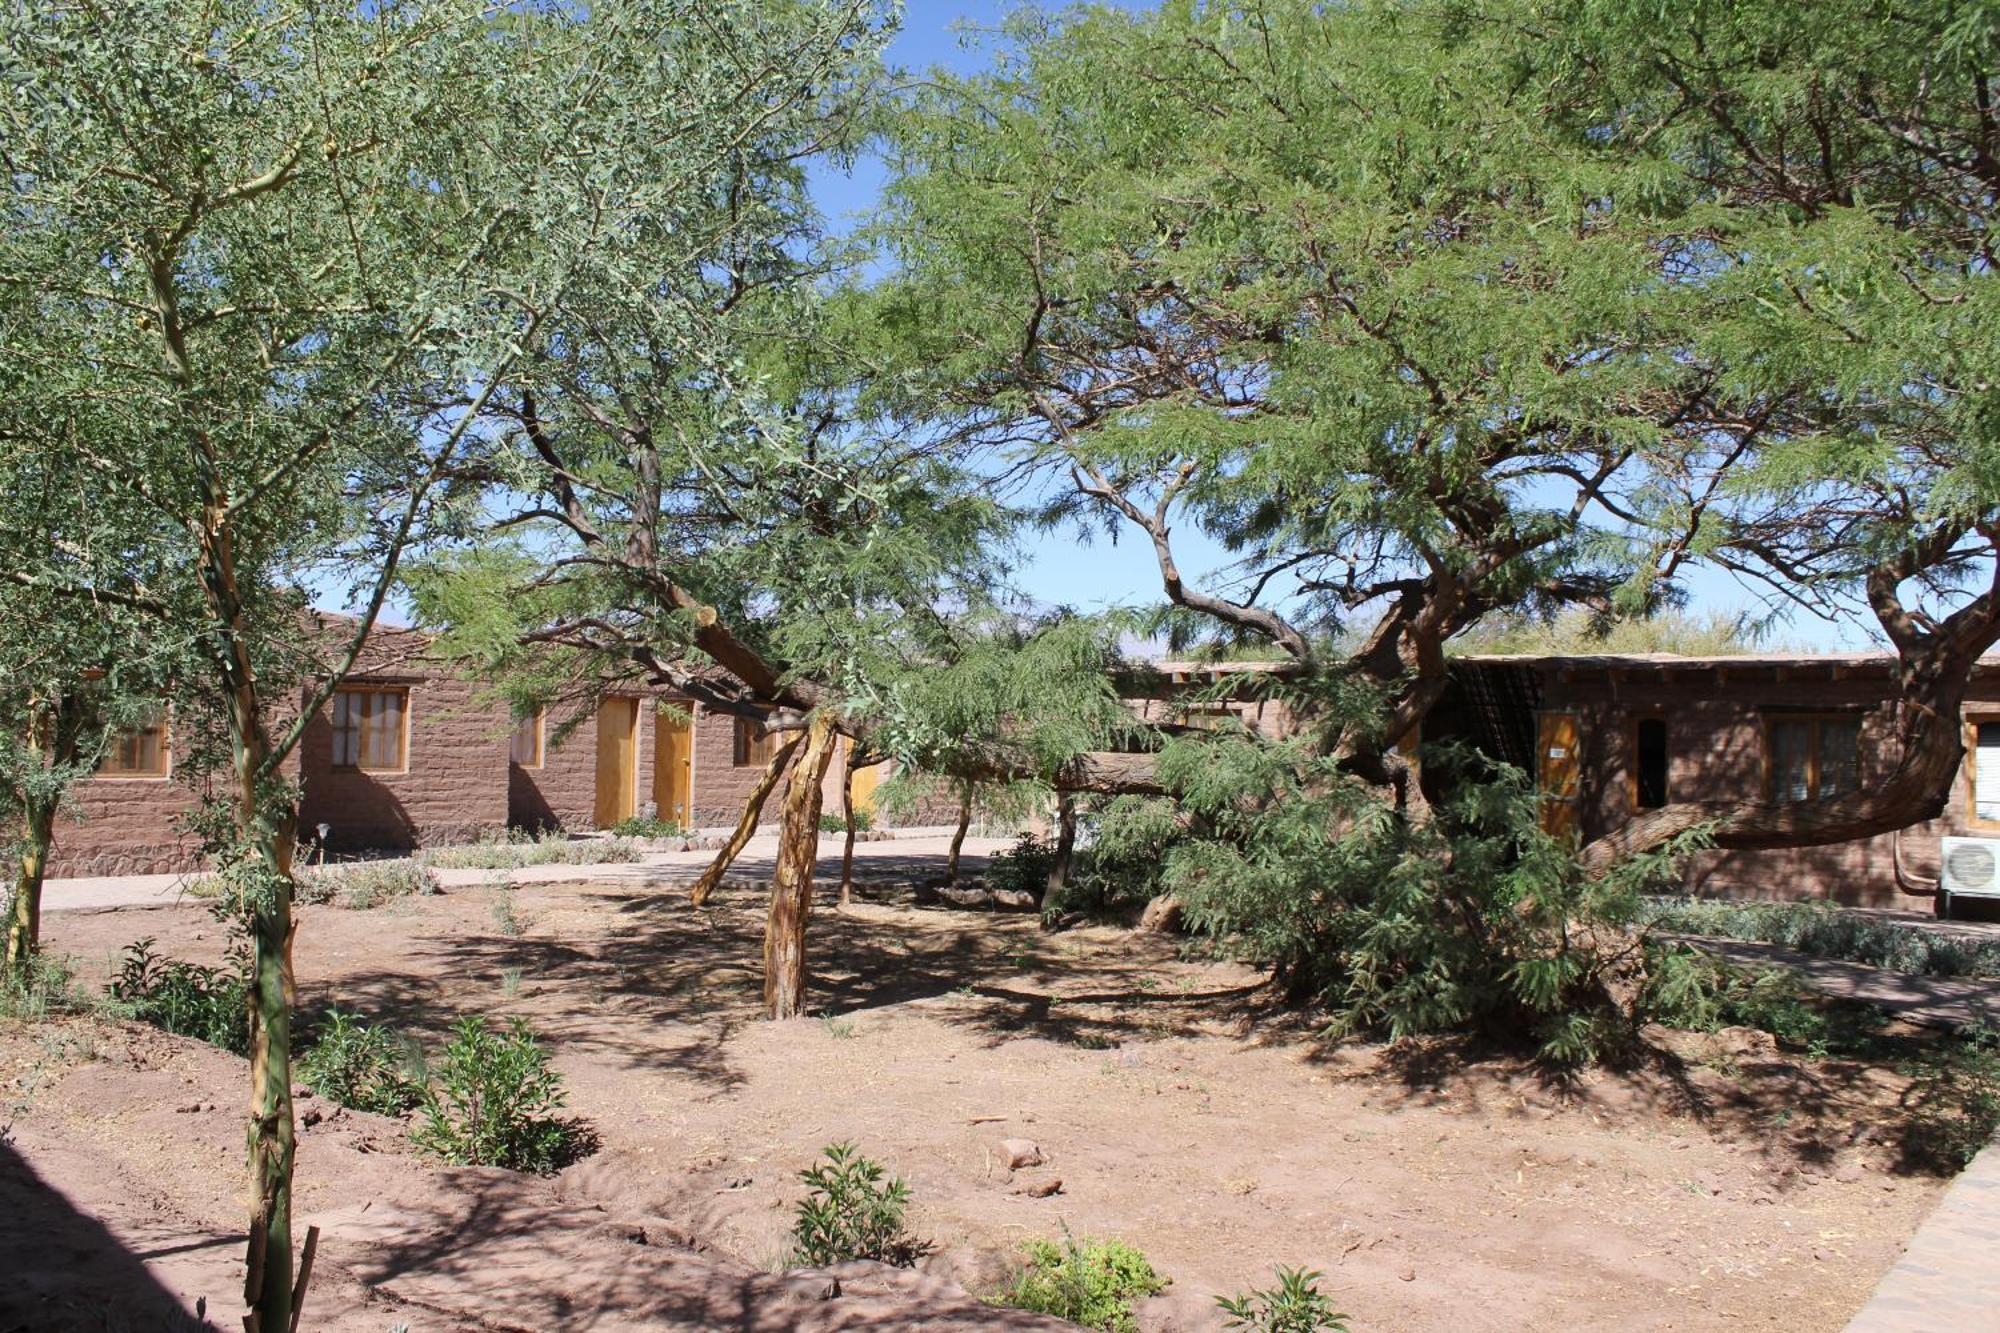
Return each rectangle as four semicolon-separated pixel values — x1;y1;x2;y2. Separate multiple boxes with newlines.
3;874;1962;1332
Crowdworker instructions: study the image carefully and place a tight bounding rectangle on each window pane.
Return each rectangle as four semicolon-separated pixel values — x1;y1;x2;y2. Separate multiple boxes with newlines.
1818;718;1862;798
1979;723;2000;823
510;710;541;766
1771;720;1812;802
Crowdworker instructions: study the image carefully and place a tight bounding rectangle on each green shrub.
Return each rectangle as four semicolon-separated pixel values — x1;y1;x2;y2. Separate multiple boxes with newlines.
422;834;644;870
790;1141;921;1266
1114;735;1702;1064
411;1016;589;1173
1901;1025;2000;1171
296;860;441;910
1641;897;2000;979
108;937;249;1054
818;808;875;834
608;814;686;839
1047;797;1182;921
1217;1267;1349;1332
0;952;87;1022
996;1232;1165;1332
986;833;1057;899
297;1010;421;1115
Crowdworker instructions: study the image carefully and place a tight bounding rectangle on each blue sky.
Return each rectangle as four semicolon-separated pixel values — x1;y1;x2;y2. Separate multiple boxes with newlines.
809;2;1879;650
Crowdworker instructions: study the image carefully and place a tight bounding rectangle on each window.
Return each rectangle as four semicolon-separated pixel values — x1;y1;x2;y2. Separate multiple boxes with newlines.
1765;714;1862;802
1632;716;1668;810
510;706;545;768
331;687;408;772
733;717;775;767
1970;720;2000;826
99;711;169;779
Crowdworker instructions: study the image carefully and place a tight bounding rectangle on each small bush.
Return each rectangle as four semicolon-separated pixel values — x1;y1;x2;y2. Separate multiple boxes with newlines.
1217;1267;1349;1332
108;938;249;1054
0;952;87;1022
609;815;686;839
1901;1025;2000;1170
818;808;874;834
1641;896;2000;979
410;1016;589;1173
422;834;644;871
297;1010;421;1115
986;833;1057;900
296;860;441;910
997;1231;1166;1332
790;1141;922;1266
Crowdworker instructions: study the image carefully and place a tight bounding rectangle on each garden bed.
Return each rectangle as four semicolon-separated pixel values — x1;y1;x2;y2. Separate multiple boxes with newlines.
4;878;1974;1331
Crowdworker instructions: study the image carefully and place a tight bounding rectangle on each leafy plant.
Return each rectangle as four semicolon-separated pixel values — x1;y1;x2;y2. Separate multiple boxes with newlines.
108;937;249;1054
818;808;874;834
608;814;685;839
297;1010;420;1116
1901;1025;2000;1171
423;834;644;870
1217;1267;1349;1332
789;1141;921;1266
985;833;1057;900
1642;897;2000;979
296;860;441;910
0;950;85;1022
1121;736;1703;1063
996;1231;1165;1332
410;1016;589;1174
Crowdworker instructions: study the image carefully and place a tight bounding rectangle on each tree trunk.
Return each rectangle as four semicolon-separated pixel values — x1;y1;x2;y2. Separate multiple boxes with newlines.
690;732;802;907
837;740;858;908
227;710;298;1333
3;798;55;973
945;784;973;885
1043;793;1078;910
764;711;837;1020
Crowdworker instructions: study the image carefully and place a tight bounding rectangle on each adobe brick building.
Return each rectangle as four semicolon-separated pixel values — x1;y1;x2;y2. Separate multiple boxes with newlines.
1432;652;1993;908
42;629;911;877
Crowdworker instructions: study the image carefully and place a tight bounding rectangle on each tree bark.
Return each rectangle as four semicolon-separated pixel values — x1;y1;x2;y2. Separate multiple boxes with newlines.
1044;793;1078;909
3;798;55;973
689;732;802;907
946;784;973;885
837;740;858;908
764;711;837;1020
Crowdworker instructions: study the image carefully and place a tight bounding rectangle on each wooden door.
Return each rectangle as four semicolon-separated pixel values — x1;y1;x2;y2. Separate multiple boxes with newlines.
652;705;693;828
849;759;885;816
594;697;639;827
1537;712;1582;842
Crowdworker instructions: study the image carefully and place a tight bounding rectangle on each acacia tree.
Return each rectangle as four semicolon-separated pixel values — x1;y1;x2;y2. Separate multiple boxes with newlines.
871;0;2000;852
861;1;1741;807
1;0;884;1322
1524;0;2000;869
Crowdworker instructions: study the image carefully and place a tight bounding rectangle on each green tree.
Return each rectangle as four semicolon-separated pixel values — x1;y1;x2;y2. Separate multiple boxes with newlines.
1;0;886;1322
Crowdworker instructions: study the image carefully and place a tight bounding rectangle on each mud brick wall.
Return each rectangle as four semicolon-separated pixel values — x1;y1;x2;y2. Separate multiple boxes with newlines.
45;740;303;878
45;763;205;877
691;706;769;827
299;673;509;855
1518;671;1975;909
510;699;604;832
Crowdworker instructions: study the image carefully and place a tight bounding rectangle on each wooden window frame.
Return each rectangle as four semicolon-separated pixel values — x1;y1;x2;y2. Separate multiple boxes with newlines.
1965;712;2000;831
510;705;546;770
732;716;775;768
331;685;411;775
97;710;171;781
1761;712;1863;803
1629;713;1668;812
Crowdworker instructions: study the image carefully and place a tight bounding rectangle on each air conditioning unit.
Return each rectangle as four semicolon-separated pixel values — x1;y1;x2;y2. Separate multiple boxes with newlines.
1939;836;2000;918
